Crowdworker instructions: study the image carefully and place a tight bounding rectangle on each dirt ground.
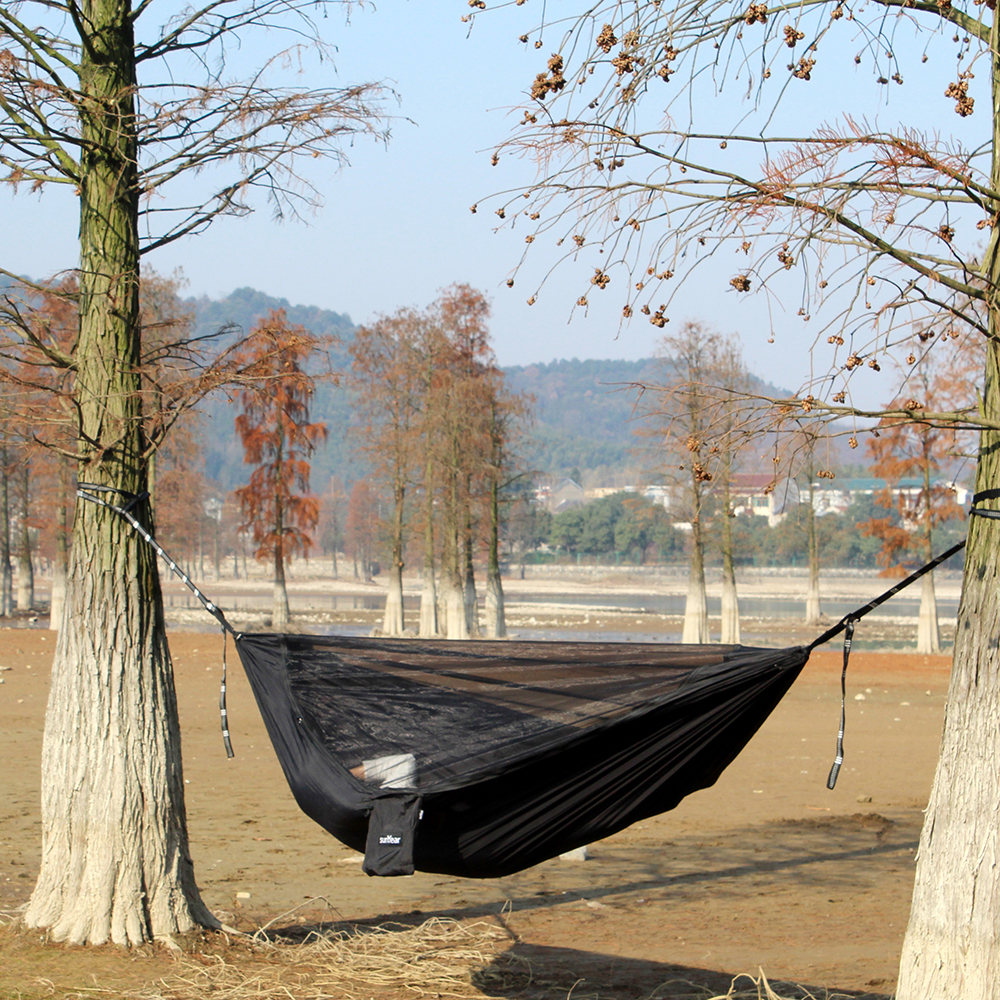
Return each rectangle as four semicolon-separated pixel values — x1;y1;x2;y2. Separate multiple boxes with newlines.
0;606;952;1000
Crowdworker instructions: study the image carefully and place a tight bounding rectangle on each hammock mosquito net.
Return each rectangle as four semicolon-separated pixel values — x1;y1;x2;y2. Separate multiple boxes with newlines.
235;633;809;877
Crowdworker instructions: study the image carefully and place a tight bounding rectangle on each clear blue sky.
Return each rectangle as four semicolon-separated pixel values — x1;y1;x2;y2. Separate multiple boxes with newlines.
2;1;983;399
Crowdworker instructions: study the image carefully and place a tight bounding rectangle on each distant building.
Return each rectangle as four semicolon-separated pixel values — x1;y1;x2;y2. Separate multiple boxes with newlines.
809;477;971;518
586;486;636;500
549;478;586;513
642;484;671;510
730;473;799;527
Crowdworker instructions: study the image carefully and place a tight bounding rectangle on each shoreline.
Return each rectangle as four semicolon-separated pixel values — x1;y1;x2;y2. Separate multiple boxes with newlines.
157;565;961;651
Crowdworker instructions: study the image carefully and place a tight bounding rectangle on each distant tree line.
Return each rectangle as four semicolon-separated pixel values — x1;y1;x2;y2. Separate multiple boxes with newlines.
510;489;967;573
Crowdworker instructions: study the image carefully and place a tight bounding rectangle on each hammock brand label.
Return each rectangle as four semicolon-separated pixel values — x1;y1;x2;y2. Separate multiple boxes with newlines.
364;795;421;877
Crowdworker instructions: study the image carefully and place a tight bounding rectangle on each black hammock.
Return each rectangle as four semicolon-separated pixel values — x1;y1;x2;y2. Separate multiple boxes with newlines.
78;484;980;879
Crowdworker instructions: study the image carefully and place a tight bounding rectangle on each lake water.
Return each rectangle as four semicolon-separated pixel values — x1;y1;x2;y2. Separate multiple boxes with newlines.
163;588;959;621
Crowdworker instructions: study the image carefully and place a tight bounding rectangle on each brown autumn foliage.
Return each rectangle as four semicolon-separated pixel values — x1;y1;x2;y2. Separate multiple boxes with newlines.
232;310;328;608
861;326;977;576
348;285;530;637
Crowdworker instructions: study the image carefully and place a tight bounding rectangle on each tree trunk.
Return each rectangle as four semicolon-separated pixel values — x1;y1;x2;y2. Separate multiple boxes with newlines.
382;483;405;635
419;570;438;637
719;490;739;645
17;460;34;611
719;574;739;645
441;524;467;639
443;576;467;639
805;484;822;625
682;518;708;643
895;293;1000;992
0;448;12;616
462;518;479;637
916;571;941;655
25;0;214;944
49;461;70;631
418;482;438;637
484;479;506;638
24;495;216;945
273;544;290;629
383;573;404;634
484;571;506;638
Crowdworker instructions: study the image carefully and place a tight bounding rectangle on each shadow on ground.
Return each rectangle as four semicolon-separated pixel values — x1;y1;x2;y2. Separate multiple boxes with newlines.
471;941;893;1000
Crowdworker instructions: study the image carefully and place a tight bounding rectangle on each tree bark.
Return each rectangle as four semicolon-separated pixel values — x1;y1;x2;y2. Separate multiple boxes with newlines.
719;486;739;645
897;347;1000;994
272;496;290;629
916;571;941;656
24;495;216;945
484;572;506;638
383;572;405;634
443;578;467;639
418;475;438;637
382;482;405;635
17;460;34;611
484;477;506;638
896;59;1000;984
272;550;290;630
805;479;822;625
0;448;12;616
49;461;70;631
24;0;213;944
682;517;709;643
462;515;479;637
441;524;467;640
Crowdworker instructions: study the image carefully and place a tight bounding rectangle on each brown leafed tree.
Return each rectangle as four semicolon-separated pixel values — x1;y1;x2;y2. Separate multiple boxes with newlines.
862;330;976;652
480;2;1000;990
349;286;528;639
0;279;79;626
0;0;388;945
645;323;752;643
234;311;328;629
318;475;348;579
344;478;380;584
435;286;497;639
349;310;424;635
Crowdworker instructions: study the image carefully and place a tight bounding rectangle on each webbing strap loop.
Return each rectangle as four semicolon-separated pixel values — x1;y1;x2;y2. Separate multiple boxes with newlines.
971;489;1000;519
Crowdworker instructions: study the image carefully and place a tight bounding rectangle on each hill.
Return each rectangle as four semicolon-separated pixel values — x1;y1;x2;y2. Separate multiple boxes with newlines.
187;289;673;490
504;358;661;484
1;280;786;490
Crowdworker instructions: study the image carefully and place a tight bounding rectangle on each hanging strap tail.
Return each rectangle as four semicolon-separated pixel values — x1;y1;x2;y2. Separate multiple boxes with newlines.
76;483;238;636
826;619;855;790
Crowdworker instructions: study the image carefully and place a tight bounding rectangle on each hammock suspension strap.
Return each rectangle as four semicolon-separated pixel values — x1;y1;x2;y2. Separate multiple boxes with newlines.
77;483;240;758
811;486;1000;788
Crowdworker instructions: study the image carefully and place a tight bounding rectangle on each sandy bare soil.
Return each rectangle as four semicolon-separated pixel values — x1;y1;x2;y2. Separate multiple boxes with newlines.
0;588;952;1000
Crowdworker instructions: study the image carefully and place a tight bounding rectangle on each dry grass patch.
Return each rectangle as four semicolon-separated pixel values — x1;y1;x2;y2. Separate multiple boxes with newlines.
0;915;890;1000
141;917;513;1000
